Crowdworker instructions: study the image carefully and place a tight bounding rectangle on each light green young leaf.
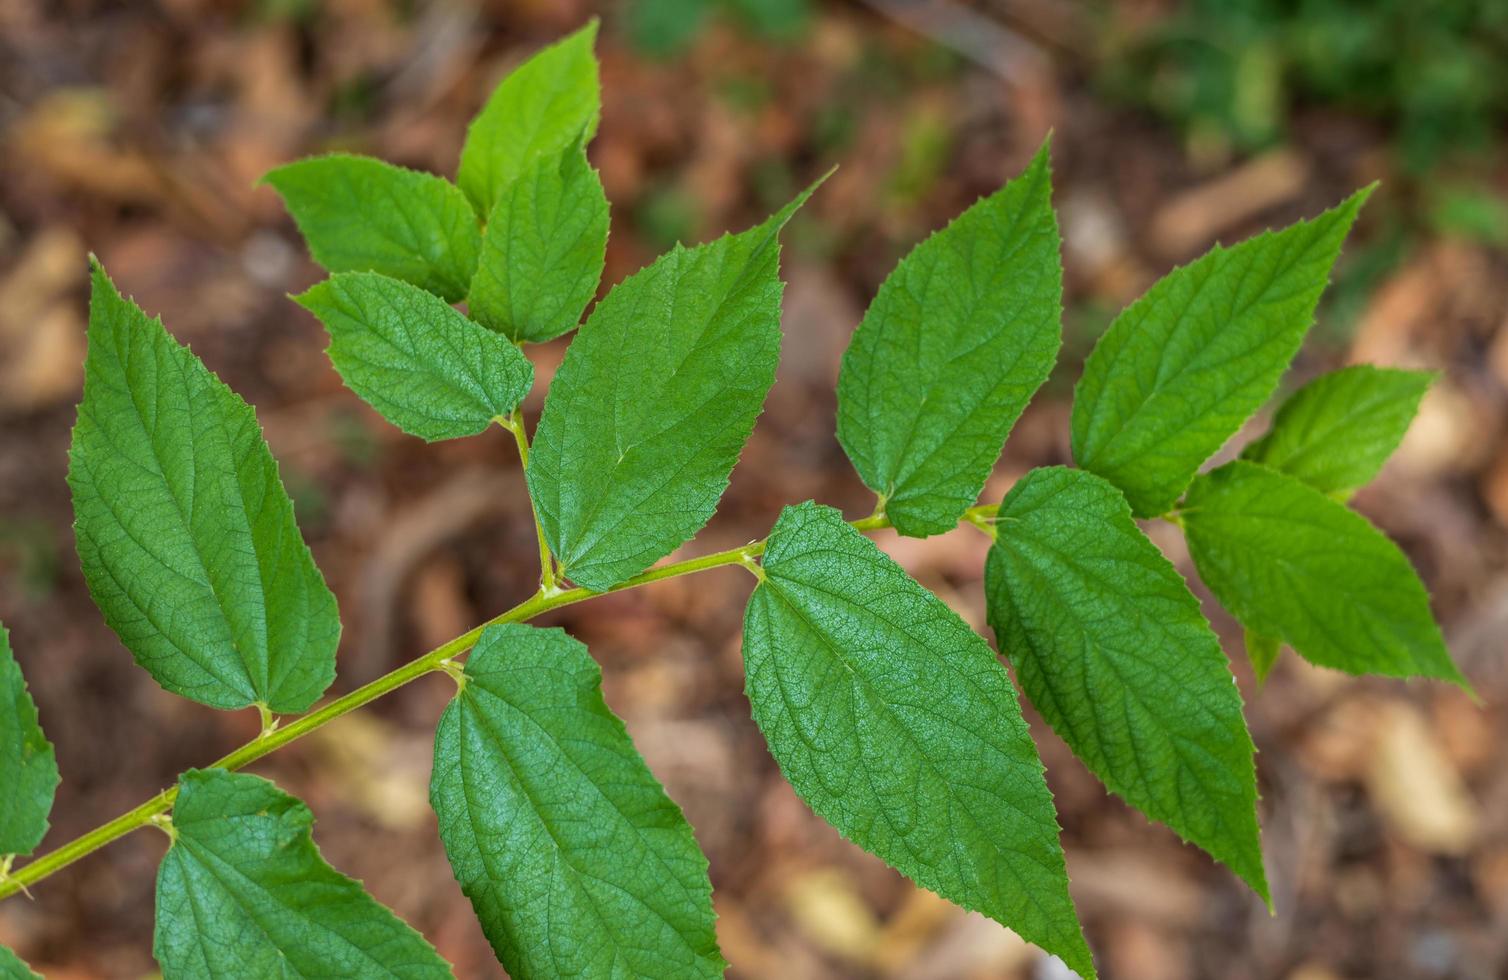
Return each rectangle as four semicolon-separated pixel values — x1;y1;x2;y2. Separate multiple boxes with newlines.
0;944;40;980
1241;364;1434;496
1071;189;1371;516
458;21;600;218
1184;461;1466;686
431;624;725;979
744;502;1094;979
467;138;609;342
154;769;452;979
69;262;340;713
263;155;480;302
1244;628;1282;684
0;623;59;857
836;142;1062;536
527;182;820;592
295;271;533;442
984;467;1267;903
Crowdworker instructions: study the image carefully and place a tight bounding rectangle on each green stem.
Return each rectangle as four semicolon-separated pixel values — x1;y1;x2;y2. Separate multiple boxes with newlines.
0;501;999;902
499;411;557;592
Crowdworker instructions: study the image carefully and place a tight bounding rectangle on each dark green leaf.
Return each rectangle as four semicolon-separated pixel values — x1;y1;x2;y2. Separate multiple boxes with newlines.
1184;461;1466;686
0;623;58;857
1072;189;1370;516
984;467;1266;902
527;183;819;591
154;769;452;979
744;502;1094;978
295;272;533;441
263;155;480;302
1242;365;1434;496
69;262;339;713
458;22;600;218
468;139;609;343
837;142;1062;536
431;624;724;978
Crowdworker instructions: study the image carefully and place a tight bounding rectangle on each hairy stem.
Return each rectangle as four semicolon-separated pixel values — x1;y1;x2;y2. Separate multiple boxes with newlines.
0;502;997;902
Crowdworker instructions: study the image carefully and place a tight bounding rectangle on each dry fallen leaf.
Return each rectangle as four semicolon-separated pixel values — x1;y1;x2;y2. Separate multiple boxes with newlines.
308;712;432;832
1149;150;1311;258
1366;701;1480;855
782;866;884;965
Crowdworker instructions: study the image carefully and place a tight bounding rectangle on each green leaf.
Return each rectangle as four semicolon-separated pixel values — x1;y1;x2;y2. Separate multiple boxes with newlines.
0;944;40;980
1241;365;1434;496
836;142;1062;536
0;623;59;857
527;183;820;591
154;769;452;979
744;502;1094;978
294;272;533;441
984;467;1267;903
1071;189;1371;517
458;21;600;218
263;154;481;302
1244;628;1282;684
1184;461;1466;687
467;138;609;342
430;624;725;978
69;262;340;713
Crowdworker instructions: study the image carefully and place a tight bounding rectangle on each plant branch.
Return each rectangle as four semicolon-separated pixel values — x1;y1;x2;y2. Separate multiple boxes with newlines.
499;411;557;591
0;502;997;902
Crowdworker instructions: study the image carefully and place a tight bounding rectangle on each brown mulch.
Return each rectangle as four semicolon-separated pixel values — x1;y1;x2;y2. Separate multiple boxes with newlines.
1;2;1505;977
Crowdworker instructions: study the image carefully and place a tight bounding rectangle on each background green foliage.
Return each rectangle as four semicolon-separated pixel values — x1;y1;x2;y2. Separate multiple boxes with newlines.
1100;0;1508;173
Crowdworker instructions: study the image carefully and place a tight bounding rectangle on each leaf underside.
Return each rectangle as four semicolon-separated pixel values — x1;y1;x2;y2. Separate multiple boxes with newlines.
295;271;534;442
837;140;1063;536
985;467;1267;903
1184;461;1466;686
69;262;340;713
1244;628;1283;683
0;624;58;857
1072;189;1370;517
431;624;725;978
153;769;452;979
263;154;481;302
527;183;819;592
744;502;1094;979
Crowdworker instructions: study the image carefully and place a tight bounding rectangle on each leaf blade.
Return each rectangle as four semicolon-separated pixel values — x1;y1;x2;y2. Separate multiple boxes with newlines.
263;154;480;302
69;262;340;713
430;624;725;979
985;467;1267;902
1241;364;1434;496
0;623;58;857
295;271;534;441
467;139;610;342
0;944;40;980
744;502;1094;978
1071;189;1370;516
154;769;452;979
837;141;1062;535
1184;461;1466;686
1244;629;1282;684
527;184;819;591
458;22;600;218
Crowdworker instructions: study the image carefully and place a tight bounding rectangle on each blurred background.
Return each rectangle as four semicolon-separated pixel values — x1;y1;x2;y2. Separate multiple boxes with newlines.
1;1;1506;977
